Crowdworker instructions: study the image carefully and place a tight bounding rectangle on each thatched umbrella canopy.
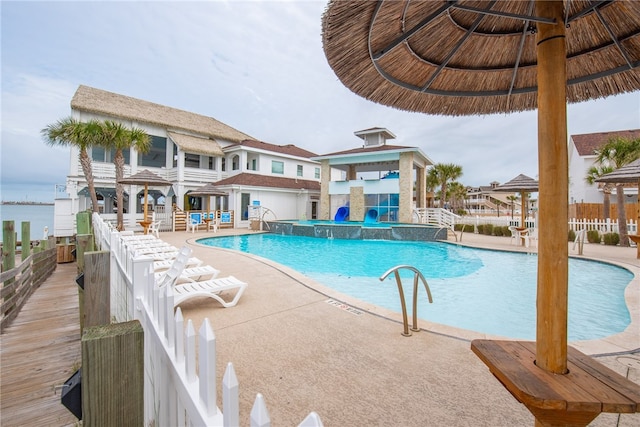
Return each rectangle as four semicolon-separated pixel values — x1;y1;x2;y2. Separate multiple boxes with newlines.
322;1;640;116
188;183;228;216
494;174;539;239
118;169;172;226
322;1;640;424
596;158;640;257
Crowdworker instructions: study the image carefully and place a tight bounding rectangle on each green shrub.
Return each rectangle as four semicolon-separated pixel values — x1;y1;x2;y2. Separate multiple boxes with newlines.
568;229;576;242
454;223;471;232
603;233;620;246
587;230;601;244
494;226;504;236
476;224;485;234
483;224;494;235
502;226;511;236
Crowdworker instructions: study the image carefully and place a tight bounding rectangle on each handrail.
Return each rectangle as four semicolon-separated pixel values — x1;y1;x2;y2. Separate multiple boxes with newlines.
379;265;433;337
259;207;277;231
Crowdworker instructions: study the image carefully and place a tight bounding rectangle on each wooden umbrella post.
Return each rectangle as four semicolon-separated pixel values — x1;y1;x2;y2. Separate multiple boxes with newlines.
536;0;569;375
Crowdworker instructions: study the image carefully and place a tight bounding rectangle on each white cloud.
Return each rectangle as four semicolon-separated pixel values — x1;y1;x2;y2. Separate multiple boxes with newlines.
1;1;639;201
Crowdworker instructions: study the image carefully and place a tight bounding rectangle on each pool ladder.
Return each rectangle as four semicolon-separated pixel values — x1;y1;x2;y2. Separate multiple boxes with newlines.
379;265;433;337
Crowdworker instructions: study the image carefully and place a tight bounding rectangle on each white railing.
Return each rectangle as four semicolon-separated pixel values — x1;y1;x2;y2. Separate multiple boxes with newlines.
568;218;638;235
414;208;460;229
92;213;323;426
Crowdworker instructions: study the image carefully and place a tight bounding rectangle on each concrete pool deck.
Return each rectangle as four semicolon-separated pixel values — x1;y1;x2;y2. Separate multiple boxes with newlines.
159;228;639;426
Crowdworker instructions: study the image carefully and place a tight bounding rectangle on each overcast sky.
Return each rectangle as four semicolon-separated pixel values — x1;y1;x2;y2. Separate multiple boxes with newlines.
2;1;639;203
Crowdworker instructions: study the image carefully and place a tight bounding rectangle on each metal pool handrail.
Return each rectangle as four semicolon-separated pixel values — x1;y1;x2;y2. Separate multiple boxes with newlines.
379;265;433;337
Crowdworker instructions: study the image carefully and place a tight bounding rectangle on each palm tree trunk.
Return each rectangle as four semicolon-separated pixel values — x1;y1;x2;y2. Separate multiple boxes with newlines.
616;183;629;246
602;190;611;220
79;149;99;213
114;150;125;231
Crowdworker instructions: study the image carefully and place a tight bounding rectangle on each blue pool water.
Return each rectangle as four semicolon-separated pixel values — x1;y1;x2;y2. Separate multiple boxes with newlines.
198;234;633;341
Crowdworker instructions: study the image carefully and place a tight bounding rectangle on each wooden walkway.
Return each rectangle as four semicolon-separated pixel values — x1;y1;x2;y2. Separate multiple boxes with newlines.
1;261;81;426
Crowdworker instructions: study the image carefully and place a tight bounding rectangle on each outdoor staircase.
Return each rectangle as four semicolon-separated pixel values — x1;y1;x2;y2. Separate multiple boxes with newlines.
173;206;187;231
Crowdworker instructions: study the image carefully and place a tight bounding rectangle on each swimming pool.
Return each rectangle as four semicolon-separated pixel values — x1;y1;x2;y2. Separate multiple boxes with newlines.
197;234;633;341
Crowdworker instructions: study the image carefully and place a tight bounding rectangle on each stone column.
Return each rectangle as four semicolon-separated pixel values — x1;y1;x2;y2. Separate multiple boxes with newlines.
399;152;413;223
319;160;331;220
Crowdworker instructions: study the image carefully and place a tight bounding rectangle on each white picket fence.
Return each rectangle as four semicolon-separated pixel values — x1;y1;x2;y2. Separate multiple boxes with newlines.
453;215;638;235
92;213;323;426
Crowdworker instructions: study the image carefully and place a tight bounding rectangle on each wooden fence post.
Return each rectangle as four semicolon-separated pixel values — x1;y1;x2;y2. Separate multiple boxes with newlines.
2;221;16;273
76;211;92;236
76;234;95;333
82;320;143;426
84;251;110;329
21;222;31;260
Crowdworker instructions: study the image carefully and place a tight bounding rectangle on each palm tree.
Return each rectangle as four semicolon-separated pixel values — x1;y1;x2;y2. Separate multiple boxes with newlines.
428;163;463;208
425;170;439;207
41;117;103;213
447;181;468;214
585;165;615;220
506;194;518;219
101;121;151;231
594;137;640;246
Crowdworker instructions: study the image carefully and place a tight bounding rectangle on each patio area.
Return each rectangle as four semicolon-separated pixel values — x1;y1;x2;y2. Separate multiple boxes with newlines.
157;228;639;426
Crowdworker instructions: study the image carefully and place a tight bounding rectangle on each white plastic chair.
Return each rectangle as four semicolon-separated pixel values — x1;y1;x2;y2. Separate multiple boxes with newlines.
523;228;538;248
147;212;162;238
207;212;218;232
508;226;519;245
187;212;203;233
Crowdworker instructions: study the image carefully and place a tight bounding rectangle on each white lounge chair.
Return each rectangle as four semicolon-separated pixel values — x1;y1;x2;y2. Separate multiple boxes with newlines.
172;276;248;308
153;250;247;308
153;256;203;271
152;246;219;282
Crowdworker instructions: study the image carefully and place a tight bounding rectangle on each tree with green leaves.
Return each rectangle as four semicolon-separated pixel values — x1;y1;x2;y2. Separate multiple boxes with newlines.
585;165;615;220
428;163;463;208
447;181;468;214
101;121;151;231
41;117;104;213
594;136;640;246
506;194;519;219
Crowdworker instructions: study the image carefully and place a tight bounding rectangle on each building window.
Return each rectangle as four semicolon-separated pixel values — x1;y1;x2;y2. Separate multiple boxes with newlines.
315;167;320;179
232;155;240;171
297;165;303;177
247;158;257;171
221;158;226;172
184;153;200;168
272;161;284;174
92;146;130;164
208;156;216;170
139;135;166;168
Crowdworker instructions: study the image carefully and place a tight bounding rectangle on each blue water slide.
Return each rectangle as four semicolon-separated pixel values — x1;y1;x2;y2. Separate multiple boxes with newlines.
334;206;349;222
364;209;378;223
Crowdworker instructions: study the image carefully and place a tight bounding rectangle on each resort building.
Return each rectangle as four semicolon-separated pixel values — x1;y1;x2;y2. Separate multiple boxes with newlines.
569;129;640;205
54;85;334;236
311;128;433;223
464;182;521;217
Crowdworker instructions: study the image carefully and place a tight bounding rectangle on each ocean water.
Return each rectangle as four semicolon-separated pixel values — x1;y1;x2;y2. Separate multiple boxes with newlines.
0;204;54;241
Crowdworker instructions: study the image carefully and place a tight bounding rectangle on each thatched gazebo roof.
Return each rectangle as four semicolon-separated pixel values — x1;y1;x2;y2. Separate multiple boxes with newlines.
322;0;640;116
595;158;640;183
188;183;228;197
117;169;172;187
494;174;539;192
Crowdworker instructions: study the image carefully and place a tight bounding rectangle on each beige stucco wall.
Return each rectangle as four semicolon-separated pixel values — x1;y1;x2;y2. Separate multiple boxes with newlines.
350;186;365;222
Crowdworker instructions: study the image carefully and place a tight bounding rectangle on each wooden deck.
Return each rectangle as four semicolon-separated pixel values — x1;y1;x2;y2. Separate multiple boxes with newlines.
1;262;81;426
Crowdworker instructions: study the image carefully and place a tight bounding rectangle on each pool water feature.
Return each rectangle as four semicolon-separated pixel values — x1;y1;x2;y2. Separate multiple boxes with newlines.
266;219;447;241
198;234;633;341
